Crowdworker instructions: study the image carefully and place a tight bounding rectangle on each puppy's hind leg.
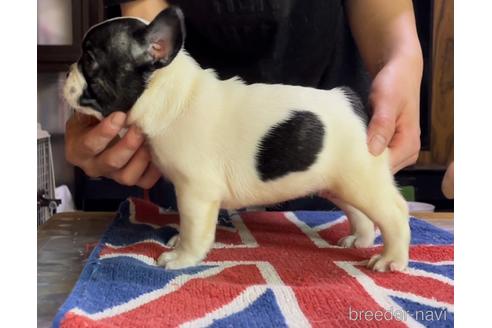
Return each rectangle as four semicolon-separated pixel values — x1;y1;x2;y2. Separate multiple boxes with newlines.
364;191;410;272
332;155;410;272
158;187;220;270
321;193;375;248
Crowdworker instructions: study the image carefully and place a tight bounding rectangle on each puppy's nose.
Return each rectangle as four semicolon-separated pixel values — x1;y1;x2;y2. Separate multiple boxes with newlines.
65;71;70;78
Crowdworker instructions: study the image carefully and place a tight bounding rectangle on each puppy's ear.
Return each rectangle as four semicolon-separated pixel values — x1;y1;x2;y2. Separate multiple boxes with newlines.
143;6;185;68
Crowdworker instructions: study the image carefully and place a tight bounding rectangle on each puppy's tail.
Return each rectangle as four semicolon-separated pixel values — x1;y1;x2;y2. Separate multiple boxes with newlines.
337;86;368;127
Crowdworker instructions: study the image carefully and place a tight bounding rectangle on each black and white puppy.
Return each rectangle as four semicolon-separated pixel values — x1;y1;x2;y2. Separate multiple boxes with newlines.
64;7;410;272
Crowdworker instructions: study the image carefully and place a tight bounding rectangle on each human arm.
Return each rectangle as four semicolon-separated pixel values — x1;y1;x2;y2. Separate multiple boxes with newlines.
345;0;424;173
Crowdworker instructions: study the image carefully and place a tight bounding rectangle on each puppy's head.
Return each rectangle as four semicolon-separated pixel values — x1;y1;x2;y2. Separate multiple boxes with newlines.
64;6;185;119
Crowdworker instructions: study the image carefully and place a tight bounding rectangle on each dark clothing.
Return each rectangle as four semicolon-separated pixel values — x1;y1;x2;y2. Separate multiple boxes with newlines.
171;0;369;96
105;0;371;210
106;0;370;96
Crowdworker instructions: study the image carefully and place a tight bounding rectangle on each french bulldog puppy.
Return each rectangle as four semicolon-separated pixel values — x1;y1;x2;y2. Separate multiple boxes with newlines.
64;7;410;272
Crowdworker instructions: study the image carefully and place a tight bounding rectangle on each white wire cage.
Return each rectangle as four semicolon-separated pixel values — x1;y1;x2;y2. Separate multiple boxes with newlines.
37;124;59;226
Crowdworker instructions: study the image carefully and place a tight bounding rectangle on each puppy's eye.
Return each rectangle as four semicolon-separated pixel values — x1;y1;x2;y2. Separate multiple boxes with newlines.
85;52;99;71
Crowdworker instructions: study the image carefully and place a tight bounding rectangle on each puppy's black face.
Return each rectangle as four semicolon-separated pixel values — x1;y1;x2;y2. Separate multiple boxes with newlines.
78;19;148;116
64;7;185;119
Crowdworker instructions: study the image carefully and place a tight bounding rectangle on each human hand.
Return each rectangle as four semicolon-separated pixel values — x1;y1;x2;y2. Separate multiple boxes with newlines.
367;57;423;173
65;112;161;188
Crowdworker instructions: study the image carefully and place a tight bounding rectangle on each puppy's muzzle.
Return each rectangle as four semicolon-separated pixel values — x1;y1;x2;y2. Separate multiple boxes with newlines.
63;64;103;120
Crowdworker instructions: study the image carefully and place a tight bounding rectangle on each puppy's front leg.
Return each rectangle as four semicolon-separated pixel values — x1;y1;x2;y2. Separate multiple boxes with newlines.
158;190;219;270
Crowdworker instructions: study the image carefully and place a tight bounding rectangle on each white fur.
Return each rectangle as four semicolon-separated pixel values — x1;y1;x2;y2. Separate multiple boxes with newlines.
125;51;410;272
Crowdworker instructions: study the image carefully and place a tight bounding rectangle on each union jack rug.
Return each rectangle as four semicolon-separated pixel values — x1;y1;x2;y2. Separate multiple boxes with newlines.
54;198;454;328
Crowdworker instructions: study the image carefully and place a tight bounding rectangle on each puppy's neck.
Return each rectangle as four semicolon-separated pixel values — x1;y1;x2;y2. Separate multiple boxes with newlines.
128;50;209;137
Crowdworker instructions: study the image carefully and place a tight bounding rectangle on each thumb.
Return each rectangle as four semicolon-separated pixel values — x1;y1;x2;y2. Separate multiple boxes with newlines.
367;100;396;156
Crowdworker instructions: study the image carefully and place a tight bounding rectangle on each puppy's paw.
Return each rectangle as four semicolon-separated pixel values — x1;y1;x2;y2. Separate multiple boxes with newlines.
338;234;374;248
157;250;201;270
157;250;178;265
367;253;408;272
166;234;180;248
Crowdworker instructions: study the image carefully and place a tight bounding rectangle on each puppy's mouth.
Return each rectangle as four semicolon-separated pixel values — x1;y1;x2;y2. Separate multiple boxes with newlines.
63;64;104;121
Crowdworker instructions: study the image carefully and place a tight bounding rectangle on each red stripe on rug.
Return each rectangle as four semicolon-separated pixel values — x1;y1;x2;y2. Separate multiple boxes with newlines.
291;262;408;328
359;266;454;304
97;265;265;327
409;246;454;262
129;198;180;227
317;220;351;245
215;228;243;246
100;242;167;261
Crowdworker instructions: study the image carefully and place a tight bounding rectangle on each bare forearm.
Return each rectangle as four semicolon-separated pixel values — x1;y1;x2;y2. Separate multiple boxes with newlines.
346;0;424;171
345;0;423;78
120;0;168;21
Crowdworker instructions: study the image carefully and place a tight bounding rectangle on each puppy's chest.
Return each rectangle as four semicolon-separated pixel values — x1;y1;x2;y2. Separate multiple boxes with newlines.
147;134;197;181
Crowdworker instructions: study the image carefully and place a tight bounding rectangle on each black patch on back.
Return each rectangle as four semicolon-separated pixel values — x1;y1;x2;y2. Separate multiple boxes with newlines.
256;110;324;181
339;86;368;126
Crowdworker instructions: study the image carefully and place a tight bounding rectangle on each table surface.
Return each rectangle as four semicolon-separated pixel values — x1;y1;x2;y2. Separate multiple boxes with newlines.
37;210;453;328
